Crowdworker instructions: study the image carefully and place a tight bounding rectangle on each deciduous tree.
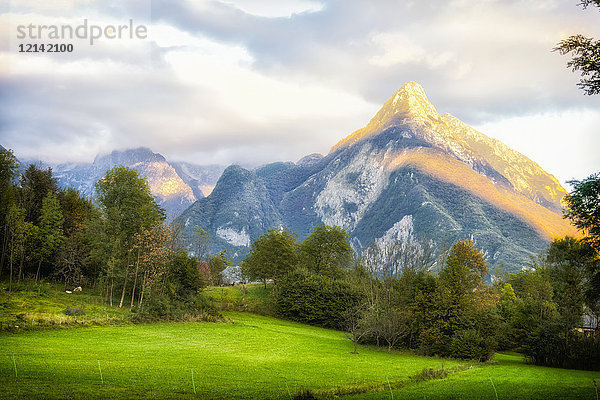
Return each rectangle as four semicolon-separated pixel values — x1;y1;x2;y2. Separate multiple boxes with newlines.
0;148;18;276
36;192;65;282
554;1;600;95
241;229;298;287
299;224;352;278
94;166;165;305
563;172;600;254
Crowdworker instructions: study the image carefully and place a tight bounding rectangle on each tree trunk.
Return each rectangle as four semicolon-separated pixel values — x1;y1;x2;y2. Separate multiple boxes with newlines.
9;239;14;291
0;224;8;277
119;265;129;308
109;279;114;307
130;250;140;310
353;338;358;354
35;257;43;283
138;271;147;312
18;246;25;282
105;281;110;304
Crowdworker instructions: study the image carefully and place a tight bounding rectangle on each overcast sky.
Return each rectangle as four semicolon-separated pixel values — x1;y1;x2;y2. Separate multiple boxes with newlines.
1;0;598;186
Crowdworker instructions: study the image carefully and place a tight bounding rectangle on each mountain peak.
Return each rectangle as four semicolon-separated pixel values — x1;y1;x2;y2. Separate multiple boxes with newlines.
93;147;166;166
396;80;426;96
380;81;438;121
331;81;439;151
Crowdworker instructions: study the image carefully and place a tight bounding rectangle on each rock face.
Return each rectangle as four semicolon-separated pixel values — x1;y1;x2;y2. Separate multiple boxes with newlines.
178;165;284;259
177;82;577;271
49;148;224;221
170;162;227;199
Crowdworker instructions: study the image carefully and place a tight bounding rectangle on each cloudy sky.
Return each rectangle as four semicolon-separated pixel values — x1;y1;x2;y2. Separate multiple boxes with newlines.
1;0;598;186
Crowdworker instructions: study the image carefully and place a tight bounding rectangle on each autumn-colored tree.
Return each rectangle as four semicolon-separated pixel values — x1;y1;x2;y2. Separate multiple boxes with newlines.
130;224;172;310
94;166;165;306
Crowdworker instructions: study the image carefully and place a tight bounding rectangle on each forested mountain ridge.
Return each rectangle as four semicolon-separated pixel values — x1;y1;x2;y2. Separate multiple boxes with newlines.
177;82;577;271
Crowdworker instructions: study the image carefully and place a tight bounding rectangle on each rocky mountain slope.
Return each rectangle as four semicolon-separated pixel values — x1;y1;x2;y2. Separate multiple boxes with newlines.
177;82;577;272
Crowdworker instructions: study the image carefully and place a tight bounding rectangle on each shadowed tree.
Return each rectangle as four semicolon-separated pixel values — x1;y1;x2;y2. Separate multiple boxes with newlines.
0;148;18;276
194;226;210;263
439;240;488;339
20;164;59;224
208;250;230;286
6;205;34;290
36;192;65;282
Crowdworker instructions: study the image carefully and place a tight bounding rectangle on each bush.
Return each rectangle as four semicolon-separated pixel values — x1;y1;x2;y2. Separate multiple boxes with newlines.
144;295;170;318
409;366;449;382
450;329;495;361
63;306;85;316
276;269;362;329
524;322;600;370
292;389;317;400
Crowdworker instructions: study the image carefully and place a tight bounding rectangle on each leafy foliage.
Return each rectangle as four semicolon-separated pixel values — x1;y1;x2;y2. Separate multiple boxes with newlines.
563;172;600;253
554;2;600;95
276;269;363;329
450;329;495;361
299;224;353;278
241;229;298;286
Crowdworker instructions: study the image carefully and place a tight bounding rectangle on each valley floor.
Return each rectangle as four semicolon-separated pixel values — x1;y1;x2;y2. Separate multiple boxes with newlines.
0;312;597;399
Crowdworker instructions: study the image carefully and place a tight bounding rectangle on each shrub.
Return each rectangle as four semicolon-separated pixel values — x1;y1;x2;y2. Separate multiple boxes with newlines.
450;329;495;361
144;295;170;318
409;366;449;382
63;306;85;316
524;322;600;370
276;269;362;329
293;389;317;399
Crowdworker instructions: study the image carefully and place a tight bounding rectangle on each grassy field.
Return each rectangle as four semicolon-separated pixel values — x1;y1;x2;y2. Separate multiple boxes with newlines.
1;283;598;399
1;311;598;399
1;311;462;399
0;281;131;330
345;351;599;399
203;284;276;315
0;281;271;329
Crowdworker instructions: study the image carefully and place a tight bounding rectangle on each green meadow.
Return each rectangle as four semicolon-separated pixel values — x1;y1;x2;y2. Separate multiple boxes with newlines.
1;311;598;399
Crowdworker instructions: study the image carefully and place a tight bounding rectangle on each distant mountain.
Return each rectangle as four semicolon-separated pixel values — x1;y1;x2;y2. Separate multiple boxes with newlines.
170;162;227;199
25;147;224;222
177;82;577;272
